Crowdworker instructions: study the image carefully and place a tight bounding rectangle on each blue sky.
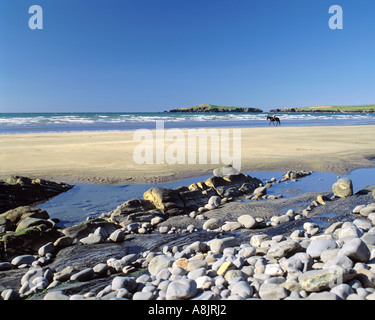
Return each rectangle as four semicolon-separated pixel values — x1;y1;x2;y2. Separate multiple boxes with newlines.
0;0;374;112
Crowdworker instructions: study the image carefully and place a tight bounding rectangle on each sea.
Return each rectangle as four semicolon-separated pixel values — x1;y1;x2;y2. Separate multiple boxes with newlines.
1;111;375;226
1;111;375;134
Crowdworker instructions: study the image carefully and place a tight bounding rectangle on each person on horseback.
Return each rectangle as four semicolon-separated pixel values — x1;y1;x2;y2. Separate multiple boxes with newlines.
266;113;281;126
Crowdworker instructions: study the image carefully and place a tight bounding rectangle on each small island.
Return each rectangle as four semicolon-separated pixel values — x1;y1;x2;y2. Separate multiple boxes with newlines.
270;104;375;113
168;104;263;113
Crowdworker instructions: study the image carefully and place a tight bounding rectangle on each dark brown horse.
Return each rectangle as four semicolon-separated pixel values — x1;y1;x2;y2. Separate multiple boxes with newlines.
267;116;281;126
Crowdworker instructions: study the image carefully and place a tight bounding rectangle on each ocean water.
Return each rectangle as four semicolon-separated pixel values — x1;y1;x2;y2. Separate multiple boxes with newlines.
1;112;375;134
39;168;375;228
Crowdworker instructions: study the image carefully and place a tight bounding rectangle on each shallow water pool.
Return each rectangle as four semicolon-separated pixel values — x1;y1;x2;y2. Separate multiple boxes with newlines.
39;168;375;228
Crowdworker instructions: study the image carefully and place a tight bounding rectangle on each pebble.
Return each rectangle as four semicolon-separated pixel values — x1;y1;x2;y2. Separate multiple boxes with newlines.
339;238;370;263
148;255;174;276
209;237;239;253
70;268;94;282
258;283;288;300
11;255;36;267
44;291;70;300
166;278;197;300
237;214;257;229
306;239;337;259
202;218;222;231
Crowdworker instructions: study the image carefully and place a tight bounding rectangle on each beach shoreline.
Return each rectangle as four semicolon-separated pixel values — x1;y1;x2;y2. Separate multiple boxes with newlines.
1;125;375;185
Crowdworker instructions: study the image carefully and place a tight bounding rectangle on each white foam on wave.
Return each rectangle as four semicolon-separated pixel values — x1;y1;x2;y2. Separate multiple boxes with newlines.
0;112;374;132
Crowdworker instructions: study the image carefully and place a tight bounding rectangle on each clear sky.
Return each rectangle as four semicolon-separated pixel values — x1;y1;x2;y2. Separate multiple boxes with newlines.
1;0;374;112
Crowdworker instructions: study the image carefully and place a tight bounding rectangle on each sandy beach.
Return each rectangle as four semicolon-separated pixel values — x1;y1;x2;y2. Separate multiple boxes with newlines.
1;125;375;184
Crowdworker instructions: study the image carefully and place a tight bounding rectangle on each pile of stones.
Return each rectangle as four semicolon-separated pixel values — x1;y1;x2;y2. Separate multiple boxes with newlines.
1;198;375;300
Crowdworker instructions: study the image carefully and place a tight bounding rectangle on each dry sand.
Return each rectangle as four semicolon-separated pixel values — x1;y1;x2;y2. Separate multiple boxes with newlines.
0;125;374;184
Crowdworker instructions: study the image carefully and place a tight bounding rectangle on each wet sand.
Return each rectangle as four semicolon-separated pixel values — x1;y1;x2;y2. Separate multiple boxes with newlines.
0;125;374;184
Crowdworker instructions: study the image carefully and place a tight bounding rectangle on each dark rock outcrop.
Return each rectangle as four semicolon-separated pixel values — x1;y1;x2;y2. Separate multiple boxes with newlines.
0;176;73;214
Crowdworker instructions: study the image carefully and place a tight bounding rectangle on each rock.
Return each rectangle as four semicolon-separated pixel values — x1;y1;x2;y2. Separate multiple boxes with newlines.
338;238;370;263
308;292;340;300
359;207;375;217
53;266;77;282
110;199;156;224
11;254;36;267
330;283;354;300
267;240;302;258
283;170;312;181
133;291;154;300
187;267;206;280
253;187;267;196
207;196;221;209
353;205;366;214
230;281;253;299
221;221;242;232
151;216;164;226
1;289;20;300
203;218;222;231
159;226;169;234
338;225;363;238
181;189;209;210
317;195;327;205
111;276;136;291
143;187;185;215
361;232;375;246
258;283;288;300
323;254;353;269
166;278;197;300
93;263;109;276
204;176;231;196
62;220;118;243
332;178;353;198
213;165;239;177
79;233;103;245
38;242;55;257
195;276;214;290
109;229;125;243
0;262;12;271
217;261;233;276
44;290;70;300
298;266;356;292
250;234;268;247
53;236;73;249
264;264;285;277
306;239;337;259
353;218;372;231
15;217;54;233
148;255;174;276
237;214;257;229
70;268;94;282
0;177;73;215
209;237;240;253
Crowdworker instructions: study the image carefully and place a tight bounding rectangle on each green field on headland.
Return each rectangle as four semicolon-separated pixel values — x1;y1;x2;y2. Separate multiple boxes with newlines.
298;104;375;112
271;104;375;113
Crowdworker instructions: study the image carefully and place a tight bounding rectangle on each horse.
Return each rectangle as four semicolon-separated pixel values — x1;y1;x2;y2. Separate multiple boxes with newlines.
266;116;281;126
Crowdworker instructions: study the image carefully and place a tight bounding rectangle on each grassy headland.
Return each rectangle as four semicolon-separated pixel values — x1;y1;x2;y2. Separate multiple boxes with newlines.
271;104;375;113
168;104;263;113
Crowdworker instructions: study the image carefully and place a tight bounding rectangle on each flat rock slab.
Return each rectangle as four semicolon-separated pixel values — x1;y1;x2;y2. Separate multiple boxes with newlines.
49;243;128;272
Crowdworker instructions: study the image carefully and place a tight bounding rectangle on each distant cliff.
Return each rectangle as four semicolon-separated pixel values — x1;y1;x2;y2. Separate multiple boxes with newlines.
270;104;375;113
168;104;263;113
